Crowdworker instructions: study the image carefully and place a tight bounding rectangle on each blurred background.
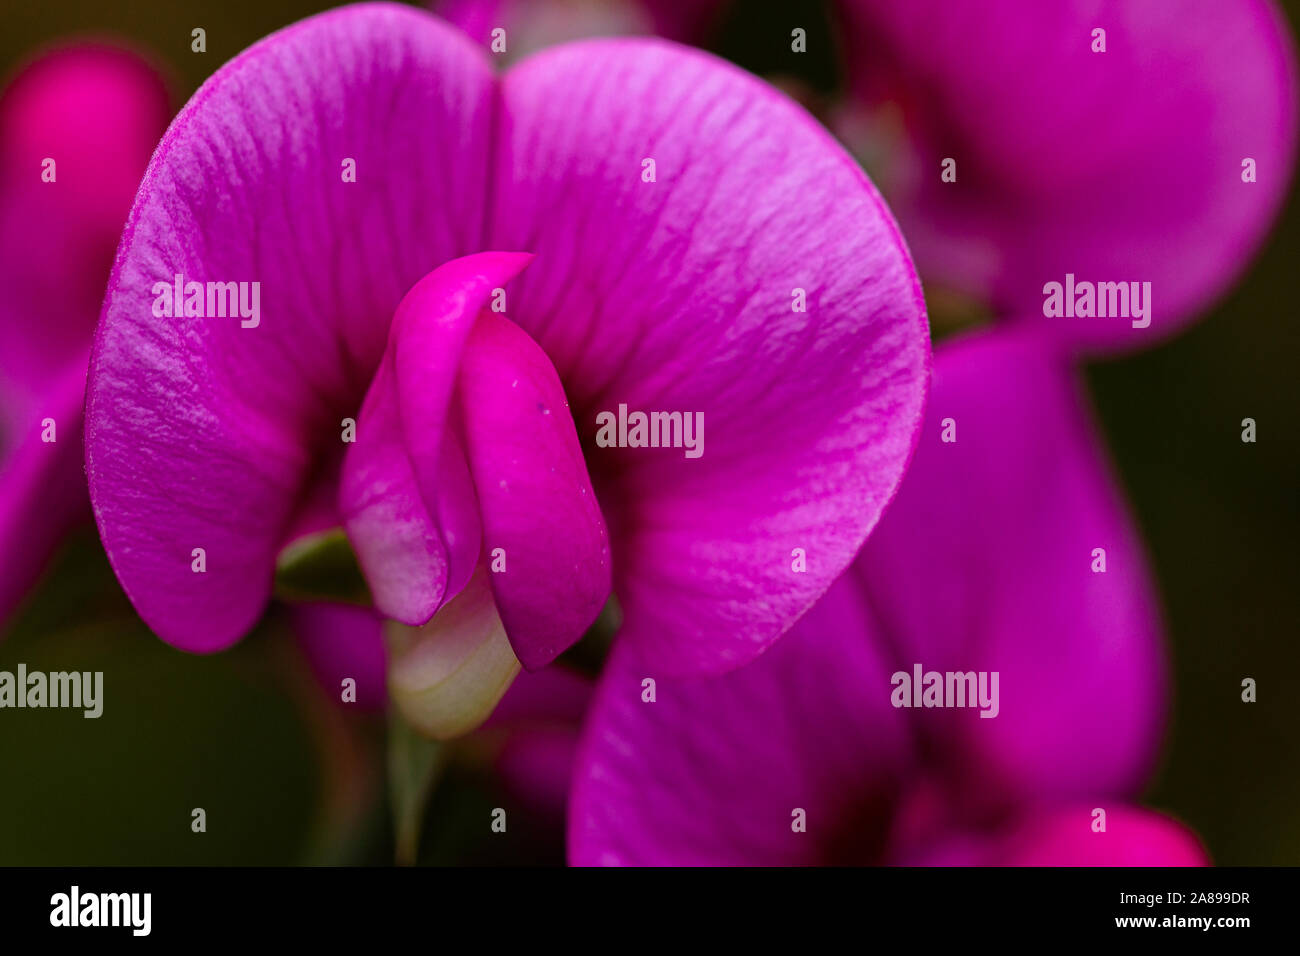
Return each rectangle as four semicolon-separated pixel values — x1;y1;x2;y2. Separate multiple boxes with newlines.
0;0;1296;865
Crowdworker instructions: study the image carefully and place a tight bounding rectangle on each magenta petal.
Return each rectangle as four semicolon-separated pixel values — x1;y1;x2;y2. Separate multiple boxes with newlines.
899;804;1208;866
568;577;910;865
289;602;388;710
0;43;169;226
855;326;1165;800
993;806;1209;866
492;39;929;674
842;0;1299;351
456;311;611;670
340;253;530;624
0;44;170;405
0;363;90;623
338;348;477;625
391;253;534;506
86;6;495;651
0;45;168;628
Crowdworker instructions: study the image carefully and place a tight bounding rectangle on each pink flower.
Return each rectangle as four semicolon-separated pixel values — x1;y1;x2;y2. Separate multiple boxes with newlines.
568;327;1204;866
85;5;929;709
0;43;170;624
836;0;1298;353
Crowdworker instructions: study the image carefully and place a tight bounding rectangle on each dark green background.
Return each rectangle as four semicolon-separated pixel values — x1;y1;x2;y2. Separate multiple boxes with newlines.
0;0;1296;865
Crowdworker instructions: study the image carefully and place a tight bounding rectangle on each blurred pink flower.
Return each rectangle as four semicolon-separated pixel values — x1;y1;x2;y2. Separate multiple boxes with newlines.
837;0;1298;353
568;326;1203;866
0;43;170;625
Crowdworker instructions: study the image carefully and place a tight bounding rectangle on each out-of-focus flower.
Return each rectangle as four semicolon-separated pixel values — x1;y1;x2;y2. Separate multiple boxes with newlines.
0;43;171;626
834;0;1298;352
568;326;1203;865
84;4;929;734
